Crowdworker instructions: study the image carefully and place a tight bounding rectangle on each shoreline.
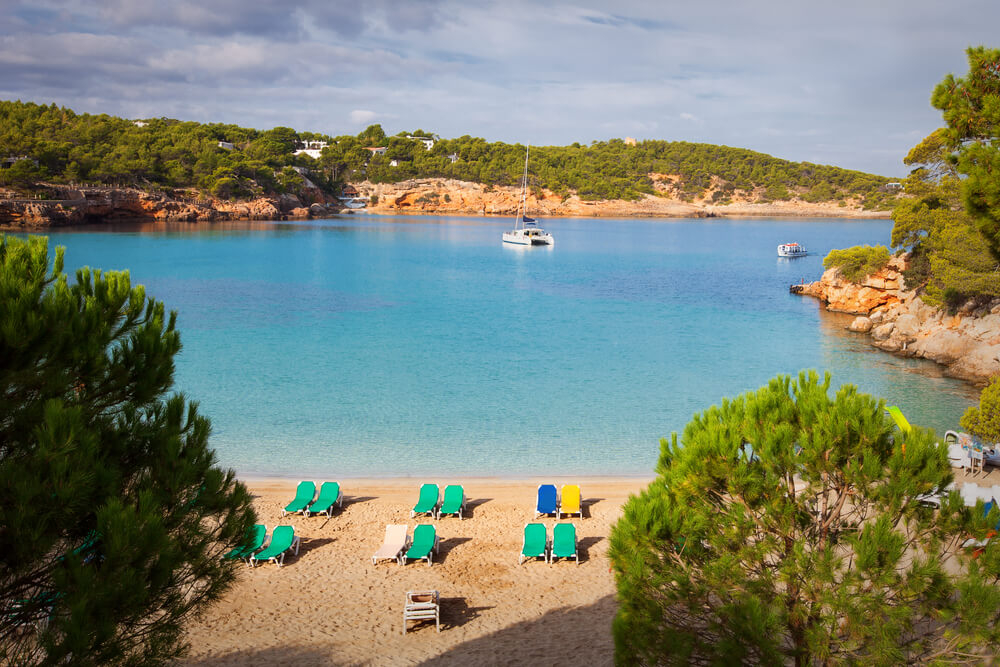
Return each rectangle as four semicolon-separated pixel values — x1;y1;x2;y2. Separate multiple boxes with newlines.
0;181;891;229
236;472;657;485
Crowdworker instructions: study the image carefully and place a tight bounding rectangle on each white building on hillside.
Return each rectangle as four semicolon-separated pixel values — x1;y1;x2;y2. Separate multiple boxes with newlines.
405;136;434;150
294;140;329;159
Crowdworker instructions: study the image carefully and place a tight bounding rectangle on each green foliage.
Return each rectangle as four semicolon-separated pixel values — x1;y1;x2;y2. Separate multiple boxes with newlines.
0;235;256;665
887;120;1000;306
823;244;891;281
609;371;1000;666
960;376;1000;442
931;46;1000;260
0;100;894;205
0;100;331;199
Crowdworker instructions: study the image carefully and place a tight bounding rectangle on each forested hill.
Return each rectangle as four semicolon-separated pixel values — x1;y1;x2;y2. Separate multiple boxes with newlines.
1;100;895;208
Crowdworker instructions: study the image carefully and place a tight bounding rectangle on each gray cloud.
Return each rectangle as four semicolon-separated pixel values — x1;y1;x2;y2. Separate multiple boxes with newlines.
1;0;998;175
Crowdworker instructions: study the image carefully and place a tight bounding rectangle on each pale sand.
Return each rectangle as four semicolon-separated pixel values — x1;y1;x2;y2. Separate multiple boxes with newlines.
179;477;651;666
180;469;999;666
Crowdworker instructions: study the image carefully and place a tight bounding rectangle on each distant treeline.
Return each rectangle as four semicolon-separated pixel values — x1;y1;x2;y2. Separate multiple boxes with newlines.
1;100;893;206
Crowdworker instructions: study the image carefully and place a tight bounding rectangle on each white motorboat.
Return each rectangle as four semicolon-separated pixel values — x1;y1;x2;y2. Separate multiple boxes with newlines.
777;242;807;257
503;146;553;246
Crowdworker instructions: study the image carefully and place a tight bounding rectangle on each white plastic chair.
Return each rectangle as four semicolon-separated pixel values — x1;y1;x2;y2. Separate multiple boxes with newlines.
969;445;985;475
403;590;440;634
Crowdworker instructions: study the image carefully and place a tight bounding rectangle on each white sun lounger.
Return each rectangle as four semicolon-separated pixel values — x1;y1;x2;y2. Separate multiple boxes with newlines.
372;524;409;565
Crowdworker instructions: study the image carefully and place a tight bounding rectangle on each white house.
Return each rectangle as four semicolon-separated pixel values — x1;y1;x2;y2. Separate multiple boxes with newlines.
405;136;434;150
365;147;388;156
293;141;328;159
133;120;148;128
218;141;235;151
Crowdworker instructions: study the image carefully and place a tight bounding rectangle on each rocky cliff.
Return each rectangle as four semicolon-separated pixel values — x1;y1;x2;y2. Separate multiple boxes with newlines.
0;186;344;229
794;256;1000;384
354;178;890;219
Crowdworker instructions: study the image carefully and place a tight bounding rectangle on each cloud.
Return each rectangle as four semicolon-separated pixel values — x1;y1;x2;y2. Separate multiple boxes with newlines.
350;109;377;124
2;0;999;176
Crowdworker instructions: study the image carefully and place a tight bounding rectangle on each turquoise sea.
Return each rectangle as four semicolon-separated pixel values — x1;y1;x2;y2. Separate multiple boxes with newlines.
33;215;977;478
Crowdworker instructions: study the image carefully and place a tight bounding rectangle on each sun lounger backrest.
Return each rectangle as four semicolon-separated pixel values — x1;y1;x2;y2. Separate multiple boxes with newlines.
522;523;547;556
266;525;294;553
561;485;581;512
414;484;440;513
284;481;316;513
410;524;436;553
536;484;557;514
386;524;408;545
552;523;576;557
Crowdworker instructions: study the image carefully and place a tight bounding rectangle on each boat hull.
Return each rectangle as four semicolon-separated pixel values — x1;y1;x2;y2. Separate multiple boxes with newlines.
777;243;807;257
503;230;554;246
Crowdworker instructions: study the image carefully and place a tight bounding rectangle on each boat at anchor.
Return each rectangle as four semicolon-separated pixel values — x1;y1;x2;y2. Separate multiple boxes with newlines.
502;146;553;246
777;242;807;257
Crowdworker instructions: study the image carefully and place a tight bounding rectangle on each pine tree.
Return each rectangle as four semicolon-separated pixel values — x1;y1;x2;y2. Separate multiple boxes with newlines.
931;46;1000;260
0;235;256;665
960;376;1000;443
609;371;1000;665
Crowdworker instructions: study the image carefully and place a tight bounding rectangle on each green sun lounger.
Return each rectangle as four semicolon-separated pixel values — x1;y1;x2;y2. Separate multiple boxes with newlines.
282;481;316;516
436;484;466;519
519;523;548;564
224;524;266;562
249;525;301;567
551;523;578;564
411;483;440;518
305;482;343;517
402;524;439;565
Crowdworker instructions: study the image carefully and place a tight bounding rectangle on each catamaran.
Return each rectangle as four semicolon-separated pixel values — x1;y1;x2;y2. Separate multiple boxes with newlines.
502;146;554;246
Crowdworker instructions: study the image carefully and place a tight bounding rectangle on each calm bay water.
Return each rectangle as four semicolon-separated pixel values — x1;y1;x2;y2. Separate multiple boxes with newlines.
33;215;977;478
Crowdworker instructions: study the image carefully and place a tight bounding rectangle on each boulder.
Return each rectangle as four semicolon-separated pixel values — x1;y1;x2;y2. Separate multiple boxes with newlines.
849;316;873;333
960;313;1000;341
894;314;920;337
911;329;973;364
871;322;895;341
948;344;1000;383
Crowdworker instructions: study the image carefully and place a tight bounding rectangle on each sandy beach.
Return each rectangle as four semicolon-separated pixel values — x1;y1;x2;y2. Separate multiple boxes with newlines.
179;477;651;666
179;468;999;666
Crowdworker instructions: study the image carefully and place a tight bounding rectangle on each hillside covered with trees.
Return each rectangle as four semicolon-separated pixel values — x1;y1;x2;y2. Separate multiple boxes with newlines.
1;100;895;208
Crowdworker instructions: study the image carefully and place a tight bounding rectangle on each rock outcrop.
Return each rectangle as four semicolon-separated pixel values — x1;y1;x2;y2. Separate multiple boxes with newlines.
0;186;344;228
354;178;890;219
795;255;1000;385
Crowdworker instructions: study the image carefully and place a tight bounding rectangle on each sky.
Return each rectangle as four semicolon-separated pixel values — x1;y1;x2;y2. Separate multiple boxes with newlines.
1;1;998;177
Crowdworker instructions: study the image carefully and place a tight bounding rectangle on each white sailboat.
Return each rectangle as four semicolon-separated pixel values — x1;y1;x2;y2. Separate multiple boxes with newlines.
502;146;554;246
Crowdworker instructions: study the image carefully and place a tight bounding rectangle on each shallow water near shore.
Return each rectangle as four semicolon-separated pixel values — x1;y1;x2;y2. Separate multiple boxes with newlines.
33;215;977;477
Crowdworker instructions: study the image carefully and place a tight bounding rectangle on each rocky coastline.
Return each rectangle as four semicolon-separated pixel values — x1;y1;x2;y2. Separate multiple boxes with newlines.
793;256;1000;385
355;178;891;219
2;178;891;229
0;185;345;229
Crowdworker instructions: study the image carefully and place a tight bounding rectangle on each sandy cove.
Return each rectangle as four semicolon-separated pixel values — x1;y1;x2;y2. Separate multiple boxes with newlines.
181;468;999;666
179;477;650;667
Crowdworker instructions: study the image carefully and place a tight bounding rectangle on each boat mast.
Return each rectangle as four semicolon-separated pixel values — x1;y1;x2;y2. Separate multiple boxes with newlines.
518;145;530;230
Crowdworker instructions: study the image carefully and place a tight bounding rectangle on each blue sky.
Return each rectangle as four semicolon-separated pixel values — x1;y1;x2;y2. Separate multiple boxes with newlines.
1;0;998;176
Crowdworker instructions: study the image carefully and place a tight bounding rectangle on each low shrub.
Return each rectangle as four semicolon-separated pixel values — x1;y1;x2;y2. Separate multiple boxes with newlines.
823;245;891;282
